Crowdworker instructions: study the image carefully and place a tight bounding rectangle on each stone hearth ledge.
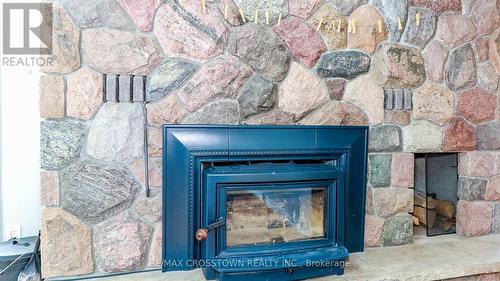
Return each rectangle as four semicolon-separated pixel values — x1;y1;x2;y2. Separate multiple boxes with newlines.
51;233;500;281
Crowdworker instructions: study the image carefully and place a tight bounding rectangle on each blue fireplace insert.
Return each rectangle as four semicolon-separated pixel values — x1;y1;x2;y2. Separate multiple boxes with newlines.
162;125;368;281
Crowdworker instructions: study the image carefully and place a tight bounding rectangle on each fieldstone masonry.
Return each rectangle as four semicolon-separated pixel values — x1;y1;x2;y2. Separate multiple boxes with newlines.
40;0;500;278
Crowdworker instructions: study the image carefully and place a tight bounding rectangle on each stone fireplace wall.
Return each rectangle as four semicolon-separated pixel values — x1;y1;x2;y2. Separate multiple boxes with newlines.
39;0;500;278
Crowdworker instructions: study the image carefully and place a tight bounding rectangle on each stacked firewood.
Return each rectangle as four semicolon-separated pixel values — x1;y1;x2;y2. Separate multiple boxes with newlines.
412;192;456;231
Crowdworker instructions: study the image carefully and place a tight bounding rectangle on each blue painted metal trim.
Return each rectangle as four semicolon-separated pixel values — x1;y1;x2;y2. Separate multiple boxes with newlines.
162;125;368;277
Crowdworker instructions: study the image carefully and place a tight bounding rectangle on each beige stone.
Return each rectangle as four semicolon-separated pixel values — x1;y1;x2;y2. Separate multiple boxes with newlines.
40;75;65;119
147;127;162;157
242;109;295;125
344;75;385;125
308;4;347;49
41;208;93;278
299;101;369;126
412;81;455;125
41;4;80;74
364;214;384;247
146;94;189;126
403;120;443;152
373;188;414;217
347;5;387;55
67;67;103;120
129;158;162;187
278;62;329;120
132;187;162;223
41;171;59;206
385;110;410;126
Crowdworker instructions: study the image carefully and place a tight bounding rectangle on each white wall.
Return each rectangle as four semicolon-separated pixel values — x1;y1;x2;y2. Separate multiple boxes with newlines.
0;1;42;241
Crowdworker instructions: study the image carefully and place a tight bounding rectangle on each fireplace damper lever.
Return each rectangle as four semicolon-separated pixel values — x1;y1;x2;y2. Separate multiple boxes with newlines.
195;217;225;241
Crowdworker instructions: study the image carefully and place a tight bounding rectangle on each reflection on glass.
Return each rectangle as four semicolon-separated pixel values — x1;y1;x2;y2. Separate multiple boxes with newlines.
226;187;326;247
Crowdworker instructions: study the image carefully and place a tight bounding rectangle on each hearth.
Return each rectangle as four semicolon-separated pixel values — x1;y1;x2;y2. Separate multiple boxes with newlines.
162;125;368;281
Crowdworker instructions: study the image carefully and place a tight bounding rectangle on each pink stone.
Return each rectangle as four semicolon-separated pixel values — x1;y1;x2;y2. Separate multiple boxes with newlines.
147;94;188;126
177;55;252;112
132;187;162;223
218;0;242;26
457;201;493;237
364;214;384;247
435;14;477;48
82;29;161;75
299;101;369;126
485;176;500;201
457;88;497;124
344;75;385;125
41;208;93;278
154;2;227;61
391;153;414;188
117;0;160;32
475;37;490;62
423;40;448;82
478;273;500;281
289;0;324;19
372;188;414;217
412;81;455;125
278;62;329;120
443;118;477;151
325;78;346;100
459;152;500;177
94;212;152;272
129;158;162;187
490;30;500;74
41;171;59;206
242;109;295;125
469;0;500;35
147;223;162;267
384;111;410;126
273;17;327;67
409;0;461;14
347;5;388;55
67;67;103;120
40;75;65;119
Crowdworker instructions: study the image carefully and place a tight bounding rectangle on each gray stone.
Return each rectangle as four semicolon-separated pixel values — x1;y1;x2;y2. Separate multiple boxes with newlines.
458;177;487;201
94;212;152;272
401;7;437;49
237;74;275;118
146;59;199;102
382;214;413;246
476;122;500;150
369;125;402;152
184;99;240;124
403;120;443;152
41;119;86;170
493;203;500;233
369;154;392;187
61;160;140;223
228;24;290;81
316;50;371;79
446;43;477;91
86;103;144;164
327;0;367;15
370;0;408;42
234;0;288;24
477;62;500;93
60;0;135;29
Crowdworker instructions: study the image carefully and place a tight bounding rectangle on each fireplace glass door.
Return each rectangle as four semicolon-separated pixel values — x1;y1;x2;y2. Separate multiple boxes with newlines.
225;187;327;247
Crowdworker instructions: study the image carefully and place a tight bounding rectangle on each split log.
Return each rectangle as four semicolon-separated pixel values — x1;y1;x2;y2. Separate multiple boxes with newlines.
412;215;420;226
413;205;436;227
414;192;438;209
436;200;455;218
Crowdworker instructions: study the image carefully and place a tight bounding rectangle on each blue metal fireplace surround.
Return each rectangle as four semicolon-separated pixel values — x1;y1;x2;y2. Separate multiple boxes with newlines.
163;125;368;281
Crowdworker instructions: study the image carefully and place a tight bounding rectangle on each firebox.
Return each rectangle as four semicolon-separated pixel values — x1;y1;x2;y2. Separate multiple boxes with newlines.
162;125;368;281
